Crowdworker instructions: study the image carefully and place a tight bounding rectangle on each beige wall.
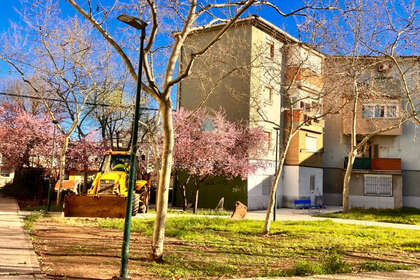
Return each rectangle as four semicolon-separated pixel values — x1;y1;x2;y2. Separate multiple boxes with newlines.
249;26;284;161
179;24;252;123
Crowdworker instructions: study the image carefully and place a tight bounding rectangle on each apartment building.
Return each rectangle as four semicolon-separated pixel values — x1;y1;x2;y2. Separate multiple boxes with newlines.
178;16;325;210
323;57;420;209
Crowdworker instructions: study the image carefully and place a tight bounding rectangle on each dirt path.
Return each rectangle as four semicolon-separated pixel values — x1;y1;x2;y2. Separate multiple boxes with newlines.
31;218;419;280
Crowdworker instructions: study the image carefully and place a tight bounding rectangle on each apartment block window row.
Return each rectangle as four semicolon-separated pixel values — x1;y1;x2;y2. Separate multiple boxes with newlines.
362;104;398;118
364;174;392;196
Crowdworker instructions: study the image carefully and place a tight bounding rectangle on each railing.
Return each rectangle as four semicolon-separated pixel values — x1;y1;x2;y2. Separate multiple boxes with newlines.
344;157;401;171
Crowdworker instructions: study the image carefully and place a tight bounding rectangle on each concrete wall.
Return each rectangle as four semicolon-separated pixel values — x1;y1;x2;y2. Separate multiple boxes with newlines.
179;24;252;123
349;196;395;209
347;172;402;209
247;160;283;210
282;165;323;207
248;26;283;162
402;170;420;208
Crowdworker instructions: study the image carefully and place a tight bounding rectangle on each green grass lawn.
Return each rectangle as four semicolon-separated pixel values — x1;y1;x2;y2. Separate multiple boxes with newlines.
318;207;420;225
45;215;419;278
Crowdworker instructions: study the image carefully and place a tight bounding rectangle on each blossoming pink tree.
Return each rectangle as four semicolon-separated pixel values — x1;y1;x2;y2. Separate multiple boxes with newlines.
0;102;53;170
66;133;108;193
173;108;267;213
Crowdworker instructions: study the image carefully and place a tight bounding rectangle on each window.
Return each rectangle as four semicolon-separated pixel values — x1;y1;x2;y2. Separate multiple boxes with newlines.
385;105;397;118
0;171;10;177
309;175;316;192
364;175;392;196
375;105;385;118
264;131;272;149
266;41;274;59
305;135;317;153
264;86;273;104
362;105;374;118
363;104;399;119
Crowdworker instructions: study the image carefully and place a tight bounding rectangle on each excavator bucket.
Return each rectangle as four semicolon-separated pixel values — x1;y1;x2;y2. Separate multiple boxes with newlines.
63;194;128;218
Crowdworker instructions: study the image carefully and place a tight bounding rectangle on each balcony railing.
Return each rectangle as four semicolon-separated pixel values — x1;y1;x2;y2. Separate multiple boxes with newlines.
344;157;401;171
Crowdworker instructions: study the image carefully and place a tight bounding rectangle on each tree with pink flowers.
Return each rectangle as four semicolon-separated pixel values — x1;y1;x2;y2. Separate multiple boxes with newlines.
0;102;53;170
66;133;107;194
173;108;268;213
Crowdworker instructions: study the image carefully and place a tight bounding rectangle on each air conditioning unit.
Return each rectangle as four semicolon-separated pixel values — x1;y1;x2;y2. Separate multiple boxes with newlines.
377;62;392;73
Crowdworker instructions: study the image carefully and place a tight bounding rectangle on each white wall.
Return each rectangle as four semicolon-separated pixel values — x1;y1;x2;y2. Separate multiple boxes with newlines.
403;196;420;208
299;166;323;203
349;195;394;209
282;166;323;207
282;165;300;197
247;160;283;210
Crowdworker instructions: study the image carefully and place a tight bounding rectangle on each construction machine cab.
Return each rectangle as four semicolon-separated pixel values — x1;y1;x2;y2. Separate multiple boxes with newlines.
101;151;131;173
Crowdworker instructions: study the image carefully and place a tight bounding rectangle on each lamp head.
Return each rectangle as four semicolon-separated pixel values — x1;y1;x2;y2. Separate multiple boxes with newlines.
117;14;147;30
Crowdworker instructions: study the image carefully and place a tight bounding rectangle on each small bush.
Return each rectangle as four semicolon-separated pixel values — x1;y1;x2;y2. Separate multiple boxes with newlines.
293;260;323;276
360;261;412;272
322;253;351;274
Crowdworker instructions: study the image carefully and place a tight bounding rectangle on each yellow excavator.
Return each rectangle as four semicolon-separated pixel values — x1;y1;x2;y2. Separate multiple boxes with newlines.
63;150;149;218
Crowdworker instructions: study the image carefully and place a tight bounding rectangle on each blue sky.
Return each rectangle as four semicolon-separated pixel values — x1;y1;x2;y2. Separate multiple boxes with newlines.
0;0;309;110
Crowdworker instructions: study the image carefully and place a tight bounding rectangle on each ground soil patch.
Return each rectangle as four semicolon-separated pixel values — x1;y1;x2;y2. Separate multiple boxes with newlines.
31;217;420;279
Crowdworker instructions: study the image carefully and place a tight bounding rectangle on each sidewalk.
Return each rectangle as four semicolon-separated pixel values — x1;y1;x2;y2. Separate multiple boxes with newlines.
245;208;420;230
235;268;420;279
0;194;44;279
136;207;420;230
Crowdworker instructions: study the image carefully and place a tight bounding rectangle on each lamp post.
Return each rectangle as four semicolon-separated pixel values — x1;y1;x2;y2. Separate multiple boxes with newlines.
117;14;147;280
273;127;281;221
47;120;58;212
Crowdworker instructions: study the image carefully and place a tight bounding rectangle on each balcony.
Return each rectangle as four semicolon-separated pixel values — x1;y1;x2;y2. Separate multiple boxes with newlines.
284;109;324;133
341;101;402;136
344;157;401;171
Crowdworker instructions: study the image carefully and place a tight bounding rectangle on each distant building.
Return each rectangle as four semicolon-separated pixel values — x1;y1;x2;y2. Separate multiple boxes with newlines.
323;57;420;209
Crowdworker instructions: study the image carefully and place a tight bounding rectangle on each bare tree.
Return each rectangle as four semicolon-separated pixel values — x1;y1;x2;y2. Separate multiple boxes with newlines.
66;0;335;260
0;1;119;204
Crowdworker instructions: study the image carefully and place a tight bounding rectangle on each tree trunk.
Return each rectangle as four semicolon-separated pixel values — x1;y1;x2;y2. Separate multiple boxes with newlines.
343;83;359;213
182;185;188;211
343;150;357;213
180;175;191;211
56;135;69;205
152;101;174;261
193;183;199;214
82;165;88;194
263;149;287;235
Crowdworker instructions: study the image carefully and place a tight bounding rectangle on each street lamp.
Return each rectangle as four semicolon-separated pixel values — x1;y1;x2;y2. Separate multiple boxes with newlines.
47;120;59;212
117;14;147;280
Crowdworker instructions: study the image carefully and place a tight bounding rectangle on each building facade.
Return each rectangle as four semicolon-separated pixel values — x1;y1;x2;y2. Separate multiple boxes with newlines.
179;16;325;210
323;57;420;209
178;16;419;210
